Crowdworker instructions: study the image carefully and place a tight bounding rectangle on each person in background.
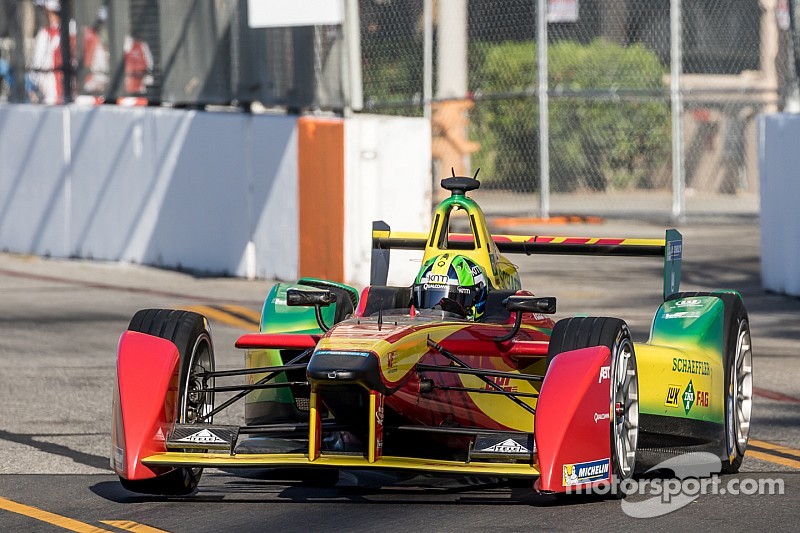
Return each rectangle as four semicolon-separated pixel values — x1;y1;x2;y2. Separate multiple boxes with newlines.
81;5;109;95
124;30;153;95
30;0;64;104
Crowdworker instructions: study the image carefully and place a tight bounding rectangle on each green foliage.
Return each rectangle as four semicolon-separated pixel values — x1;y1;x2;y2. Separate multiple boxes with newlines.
470;39;671;191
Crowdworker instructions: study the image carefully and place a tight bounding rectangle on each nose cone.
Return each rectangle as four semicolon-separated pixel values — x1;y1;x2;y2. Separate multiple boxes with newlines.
306;349;383;391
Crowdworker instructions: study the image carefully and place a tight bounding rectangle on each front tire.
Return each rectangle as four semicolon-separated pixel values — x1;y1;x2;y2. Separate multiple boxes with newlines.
547;317;639;493
119;309;215;495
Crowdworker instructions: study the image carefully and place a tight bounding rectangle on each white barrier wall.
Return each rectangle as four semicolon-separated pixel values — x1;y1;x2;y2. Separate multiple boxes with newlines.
0;105;433;284
758;113;800;296
344;114;432;287
0;105;298;279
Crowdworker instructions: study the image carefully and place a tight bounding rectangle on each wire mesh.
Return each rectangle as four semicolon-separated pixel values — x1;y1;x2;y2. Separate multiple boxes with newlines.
358;0;791;219
0;0;796;219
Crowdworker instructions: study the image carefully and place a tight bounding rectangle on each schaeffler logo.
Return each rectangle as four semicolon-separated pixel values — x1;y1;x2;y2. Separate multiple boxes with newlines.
565;452;784;517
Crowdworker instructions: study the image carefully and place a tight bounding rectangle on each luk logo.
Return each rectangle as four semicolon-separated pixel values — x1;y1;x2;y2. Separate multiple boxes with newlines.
665;385;681;407
598;366;611;383
683;380;695;414
562;458;610;486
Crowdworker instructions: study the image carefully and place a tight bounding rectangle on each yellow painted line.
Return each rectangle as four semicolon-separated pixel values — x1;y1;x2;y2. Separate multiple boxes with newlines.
221;304;261;323
746;450;800;470
101;520;169;533
749;439;800;460
183;305;258;332
0;497;111;532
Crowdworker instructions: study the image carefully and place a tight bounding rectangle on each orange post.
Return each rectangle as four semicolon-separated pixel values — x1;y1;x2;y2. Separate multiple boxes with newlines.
297;117;345;282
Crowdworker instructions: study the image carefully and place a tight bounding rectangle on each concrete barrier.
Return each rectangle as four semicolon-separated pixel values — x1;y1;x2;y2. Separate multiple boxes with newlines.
0;104;430;286
758;113;800;296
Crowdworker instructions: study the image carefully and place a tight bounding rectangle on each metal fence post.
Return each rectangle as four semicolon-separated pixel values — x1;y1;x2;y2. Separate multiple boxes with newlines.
670;0;685;221
423;0;432;121
537;0;550;219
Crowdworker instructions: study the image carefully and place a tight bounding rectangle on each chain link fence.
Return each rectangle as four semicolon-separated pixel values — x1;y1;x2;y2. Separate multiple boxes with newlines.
361;0;797;220
1;0;797;220
0;0;346;109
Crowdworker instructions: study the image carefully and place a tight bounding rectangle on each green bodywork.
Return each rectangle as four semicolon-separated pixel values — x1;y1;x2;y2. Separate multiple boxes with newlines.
636;294;732;425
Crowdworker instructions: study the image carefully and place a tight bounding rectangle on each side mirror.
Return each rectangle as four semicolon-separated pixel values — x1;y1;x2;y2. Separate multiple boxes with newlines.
286;288;336;332
495;296;557;342
504;296;557;315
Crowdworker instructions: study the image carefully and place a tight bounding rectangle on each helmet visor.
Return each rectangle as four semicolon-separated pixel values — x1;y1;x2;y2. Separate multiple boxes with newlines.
412;283;479;316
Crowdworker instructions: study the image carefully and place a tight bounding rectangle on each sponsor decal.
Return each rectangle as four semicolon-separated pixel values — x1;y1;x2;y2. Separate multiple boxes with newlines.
668;240;682;261
696;389;709;407
594;412;610;423
176;429;227;444
675;299;703;308
426;273;449;284
483;376;518;393
598;366;611;383
316;350;370;357
664;311;702;320
672;357;711;376
683;380;695;414
480;438;530;454
563;458;611;486
386;351;398;374
665;385;681;407
113;446;124;469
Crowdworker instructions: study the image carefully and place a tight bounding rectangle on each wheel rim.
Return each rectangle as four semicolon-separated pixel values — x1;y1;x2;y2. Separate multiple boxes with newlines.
730;320;753;456
181;333;214;424
613;338;638;479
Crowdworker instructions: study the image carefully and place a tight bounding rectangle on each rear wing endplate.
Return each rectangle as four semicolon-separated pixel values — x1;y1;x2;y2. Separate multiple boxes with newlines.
371;221;682;301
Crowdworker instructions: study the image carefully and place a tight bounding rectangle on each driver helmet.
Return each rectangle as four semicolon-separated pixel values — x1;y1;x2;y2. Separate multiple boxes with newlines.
412;254;488;320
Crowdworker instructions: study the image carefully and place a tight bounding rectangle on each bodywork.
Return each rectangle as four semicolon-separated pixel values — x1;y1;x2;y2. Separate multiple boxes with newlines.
112;179;740;494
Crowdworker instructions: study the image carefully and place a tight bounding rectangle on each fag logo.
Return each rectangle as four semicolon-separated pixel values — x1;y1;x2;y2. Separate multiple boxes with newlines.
176;429;227;444
683;380;695;414
665;385;681;407
696;389;709;407
598;366;611;383
480;438;530;454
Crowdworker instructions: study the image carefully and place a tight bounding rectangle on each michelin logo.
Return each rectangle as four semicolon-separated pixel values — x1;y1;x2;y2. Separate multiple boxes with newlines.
562;458;611;486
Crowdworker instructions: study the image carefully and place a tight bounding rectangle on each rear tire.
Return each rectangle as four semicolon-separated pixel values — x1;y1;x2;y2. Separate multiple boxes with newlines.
119;309;216;495
667;292;752;473
547;317;639;496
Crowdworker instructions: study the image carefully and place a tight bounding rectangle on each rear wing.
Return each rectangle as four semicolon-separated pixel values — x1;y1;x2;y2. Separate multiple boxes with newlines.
371;221;682;301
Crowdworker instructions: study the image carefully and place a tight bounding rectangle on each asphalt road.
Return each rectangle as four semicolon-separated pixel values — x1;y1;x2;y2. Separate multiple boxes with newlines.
0;220;799;532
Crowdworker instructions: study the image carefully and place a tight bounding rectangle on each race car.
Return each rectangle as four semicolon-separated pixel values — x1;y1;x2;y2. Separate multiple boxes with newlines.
111;175;752;496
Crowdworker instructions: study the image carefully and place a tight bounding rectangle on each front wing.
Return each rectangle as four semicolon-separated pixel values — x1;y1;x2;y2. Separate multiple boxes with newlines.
118;331;615;492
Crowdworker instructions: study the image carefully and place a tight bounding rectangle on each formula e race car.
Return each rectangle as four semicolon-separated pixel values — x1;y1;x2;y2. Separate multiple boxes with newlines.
111;176;753;496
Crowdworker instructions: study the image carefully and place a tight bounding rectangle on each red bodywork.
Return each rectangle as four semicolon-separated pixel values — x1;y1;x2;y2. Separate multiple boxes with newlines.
535;346;613;492
111;331;180;480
